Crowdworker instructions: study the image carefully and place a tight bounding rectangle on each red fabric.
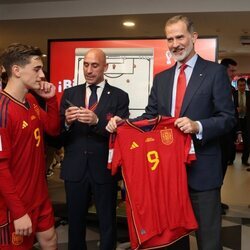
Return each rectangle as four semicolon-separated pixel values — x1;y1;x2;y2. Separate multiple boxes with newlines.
175;64;187;117
109;116;198;249
0;198;55;250
0;91;59;228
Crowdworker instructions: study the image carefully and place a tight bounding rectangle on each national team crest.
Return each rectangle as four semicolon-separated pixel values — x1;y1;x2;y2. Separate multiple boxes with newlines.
160;129;173;145
12;233;23;246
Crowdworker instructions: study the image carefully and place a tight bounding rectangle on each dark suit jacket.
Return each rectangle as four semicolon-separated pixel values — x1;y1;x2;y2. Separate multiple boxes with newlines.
60;82;129;184
233;90;250;147
140;56;236;191
233;90;250;127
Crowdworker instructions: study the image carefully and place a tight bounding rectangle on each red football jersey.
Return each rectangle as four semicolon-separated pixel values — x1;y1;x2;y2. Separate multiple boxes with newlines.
108;116;198;249
0;91;59;225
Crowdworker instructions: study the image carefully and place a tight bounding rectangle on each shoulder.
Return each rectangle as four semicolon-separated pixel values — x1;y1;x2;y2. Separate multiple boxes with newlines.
196;56;225;72
105;82;128;96
154;65;176;79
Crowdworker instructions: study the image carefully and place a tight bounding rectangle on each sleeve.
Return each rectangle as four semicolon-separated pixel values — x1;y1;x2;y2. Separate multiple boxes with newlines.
41;96;60;136
0;128;11;159
200;66;236;143
28;93;60;136
0;128;26;220
107;133;122;175
185;135;196;165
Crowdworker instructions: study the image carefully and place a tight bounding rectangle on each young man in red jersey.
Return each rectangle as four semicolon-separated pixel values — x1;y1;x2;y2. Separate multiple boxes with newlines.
0;43;59;249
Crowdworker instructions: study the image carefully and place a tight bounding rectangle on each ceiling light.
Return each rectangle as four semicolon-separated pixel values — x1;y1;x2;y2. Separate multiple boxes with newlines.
123;21;135;27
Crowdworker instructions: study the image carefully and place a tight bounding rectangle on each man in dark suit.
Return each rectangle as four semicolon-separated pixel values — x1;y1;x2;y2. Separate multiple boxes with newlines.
107;15;236;250
234;78;250;166
220;58;237;165
220;58;238;214
60;48;130;250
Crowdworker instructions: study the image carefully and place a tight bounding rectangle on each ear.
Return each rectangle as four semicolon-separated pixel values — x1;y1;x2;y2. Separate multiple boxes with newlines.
104;63;109;72
12;64;21;78
192;32;198;44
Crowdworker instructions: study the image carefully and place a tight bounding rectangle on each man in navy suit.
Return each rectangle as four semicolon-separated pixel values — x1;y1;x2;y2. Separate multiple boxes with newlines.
233;78;250;166
107;15;236;250
60;48;129;250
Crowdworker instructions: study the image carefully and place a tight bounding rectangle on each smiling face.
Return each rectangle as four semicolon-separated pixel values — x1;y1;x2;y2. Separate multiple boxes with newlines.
83;49;108;85
237;79;246;93
165;20;198;63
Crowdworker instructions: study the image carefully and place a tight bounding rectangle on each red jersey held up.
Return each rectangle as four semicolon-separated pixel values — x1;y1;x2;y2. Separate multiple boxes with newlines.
108;116;198;249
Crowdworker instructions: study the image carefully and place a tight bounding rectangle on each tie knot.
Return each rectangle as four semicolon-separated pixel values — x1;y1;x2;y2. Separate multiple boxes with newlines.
180;64;187;72
89;84;98;93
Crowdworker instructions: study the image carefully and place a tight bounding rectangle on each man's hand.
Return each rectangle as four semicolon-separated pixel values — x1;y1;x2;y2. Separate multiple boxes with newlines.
106;116;122;133
34;81;56;99
13;214;32;236
65;106;80;126
174;117;199;134
236;133;243;144
77;107;99;125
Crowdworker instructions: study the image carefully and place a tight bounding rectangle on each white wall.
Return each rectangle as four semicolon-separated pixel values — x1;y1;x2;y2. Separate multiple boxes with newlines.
1;0;250;20
232;55;250;74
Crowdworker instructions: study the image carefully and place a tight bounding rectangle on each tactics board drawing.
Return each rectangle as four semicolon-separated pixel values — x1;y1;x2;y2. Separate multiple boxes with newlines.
74;48;154;118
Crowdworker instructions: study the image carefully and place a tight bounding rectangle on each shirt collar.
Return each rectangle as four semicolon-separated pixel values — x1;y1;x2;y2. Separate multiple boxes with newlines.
86;80;106;89
176;53;198;69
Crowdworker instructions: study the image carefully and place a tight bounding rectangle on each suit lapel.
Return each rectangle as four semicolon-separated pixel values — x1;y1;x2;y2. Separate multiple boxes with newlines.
181;56;207;115
95;81;111;115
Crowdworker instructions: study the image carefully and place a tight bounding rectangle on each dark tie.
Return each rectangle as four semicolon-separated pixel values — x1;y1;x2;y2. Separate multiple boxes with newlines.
175;64;187;117
88;85;99;111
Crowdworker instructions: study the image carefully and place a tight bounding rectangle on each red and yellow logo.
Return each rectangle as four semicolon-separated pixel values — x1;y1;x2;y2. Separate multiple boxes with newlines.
160;129;173;145
12;233;23;246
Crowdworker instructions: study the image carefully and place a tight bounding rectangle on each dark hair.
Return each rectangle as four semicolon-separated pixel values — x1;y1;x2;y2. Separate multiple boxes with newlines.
220;58;237;68
237;77;246;84
1;71;8;89
0;43;42;77
247;78;250;86
165;15;195;33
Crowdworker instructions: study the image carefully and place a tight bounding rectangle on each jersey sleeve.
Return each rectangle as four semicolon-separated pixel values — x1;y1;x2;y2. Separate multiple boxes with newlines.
0;160;27;220
28;94;60;136
0;129;26;221
0;128;11;159
107;133;122;175
185;135;196;165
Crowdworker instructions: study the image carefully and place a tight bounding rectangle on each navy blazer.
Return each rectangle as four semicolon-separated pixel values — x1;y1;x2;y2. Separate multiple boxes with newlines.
141;56;236;191
233;90;250;132
60;82;129;184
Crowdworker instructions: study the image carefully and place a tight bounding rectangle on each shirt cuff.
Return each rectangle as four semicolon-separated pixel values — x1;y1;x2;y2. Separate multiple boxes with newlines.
65;122;71;131
195;121;203;140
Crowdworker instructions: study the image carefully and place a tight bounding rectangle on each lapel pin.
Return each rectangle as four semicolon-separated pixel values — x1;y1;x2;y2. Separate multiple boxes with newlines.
199;74;203;77
107;91;110;94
